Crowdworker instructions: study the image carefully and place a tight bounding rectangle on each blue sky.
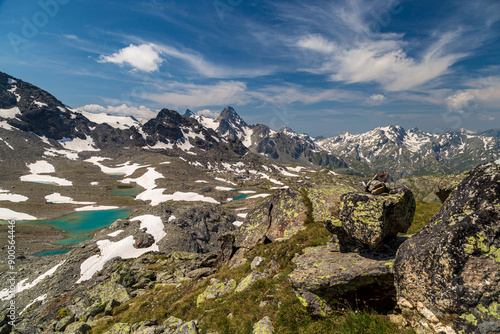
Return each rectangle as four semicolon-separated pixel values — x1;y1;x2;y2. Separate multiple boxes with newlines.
1;0;499;136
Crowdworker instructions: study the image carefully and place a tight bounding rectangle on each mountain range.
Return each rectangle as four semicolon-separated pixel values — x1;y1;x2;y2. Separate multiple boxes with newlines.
1;70;499;179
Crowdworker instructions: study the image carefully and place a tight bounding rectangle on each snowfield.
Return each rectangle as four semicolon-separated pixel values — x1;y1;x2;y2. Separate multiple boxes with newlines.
45;193;95;205
20;161;73;186
0;208;37;220
85;157;147;176
76;215;165;283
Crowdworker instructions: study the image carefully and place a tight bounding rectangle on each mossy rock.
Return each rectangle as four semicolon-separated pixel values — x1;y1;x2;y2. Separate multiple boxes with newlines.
235;189;307;249
395;161;500;333
289;246;396;316
103;322;131;334
89;281;130;305
196;279;236;307
339;187;415;249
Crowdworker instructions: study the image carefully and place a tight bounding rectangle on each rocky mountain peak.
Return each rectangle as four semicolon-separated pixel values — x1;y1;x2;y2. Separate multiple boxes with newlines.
217;106;247;127
184;109;195;118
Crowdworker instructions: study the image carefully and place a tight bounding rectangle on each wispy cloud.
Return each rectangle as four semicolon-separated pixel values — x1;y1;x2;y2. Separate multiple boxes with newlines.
142;81;249;108
98;42;273;78
248;85;360;105
297;29;467;91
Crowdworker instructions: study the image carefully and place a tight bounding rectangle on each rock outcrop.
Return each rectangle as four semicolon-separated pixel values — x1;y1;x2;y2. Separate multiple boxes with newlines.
339;187;415;249
234;189;308;250
394;160;500;334
289;246;396;316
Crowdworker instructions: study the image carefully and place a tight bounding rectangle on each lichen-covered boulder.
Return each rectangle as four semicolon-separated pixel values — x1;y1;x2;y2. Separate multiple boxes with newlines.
306;184;357;223
289;246;396;316
435;172;468;203
196;279;236;307
63;321;91;334
394;161;500;334
235;271;270;293
235;189;307;249
340;188;415;249
89;281;130;305
173;320;199;334
104;323;131;334
252;316;274;334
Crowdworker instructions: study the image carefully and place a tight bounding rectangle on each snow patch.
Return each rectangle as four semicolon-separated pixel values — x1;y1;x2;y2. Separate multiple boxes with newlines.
20;294;47;315
79;111;142;130
0;121;14;131
58;136;99;152
85;157;147;176
0;261;65;300
45;193;95;205
0;138;14;150
76;215;165;283
0;189;28;203
21;161;73;186
247;194;271;199
215;177;237;186
34;101;48;108
0;208;37;220
0;107;21;119
108;230;124;237
216;186;234;191
233;221;244;227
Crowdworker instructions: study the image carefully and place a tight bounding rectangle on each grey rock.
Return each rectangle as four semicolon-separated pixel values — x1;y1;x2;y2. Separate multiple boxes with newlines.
251;256;266;270
394;161;500;334
252;316;274;334
289;246;395;316
340;187;415;249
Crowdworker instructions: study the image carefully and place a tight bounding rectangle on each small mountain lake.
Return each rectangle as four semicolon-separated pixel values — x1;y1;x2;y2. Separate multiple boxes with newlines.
110;186;141;196
233;194;249;200
33;208;133;245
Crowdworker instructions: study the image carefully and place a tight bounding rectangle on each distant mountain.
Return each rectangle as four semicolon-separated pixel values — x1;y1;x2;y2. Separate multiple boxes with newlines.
193;108;500;178
193;107;354;174
0;71;245;161
316;126;500;178
2;70;498;179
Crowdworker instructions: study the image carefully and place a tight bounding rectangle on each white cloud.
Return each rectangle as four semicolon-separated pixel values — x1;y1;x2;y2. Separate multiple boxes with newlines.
98;43;164;72
297;34;336;53
78;104;157;119
142;81;249;108
248;85;359;105
366;94;386;105
196;109;220;118
445;92;478;115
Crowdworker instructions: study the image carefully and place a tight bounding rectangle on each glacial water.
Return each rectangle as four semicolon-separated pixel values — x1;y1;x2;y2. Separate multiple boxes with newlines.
34;249;71;257
36;209;132;245
233;194;249;200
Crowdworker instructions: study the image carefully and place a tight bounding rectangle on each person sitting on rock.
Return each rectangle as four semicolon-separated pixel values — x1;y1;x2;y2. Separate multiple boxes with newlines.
365;173;391;195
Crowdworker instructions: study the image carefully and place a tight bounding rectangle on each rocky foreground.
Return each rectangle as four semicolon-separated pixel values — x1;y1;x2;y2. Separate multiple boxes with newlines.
1;160;499;334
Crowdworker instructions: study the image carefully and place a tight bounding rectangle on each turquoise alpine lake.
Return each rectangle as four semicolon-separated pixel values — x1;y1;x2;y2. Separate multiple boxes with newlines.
233;194;249;200
34;249;72;257
35;209;133;245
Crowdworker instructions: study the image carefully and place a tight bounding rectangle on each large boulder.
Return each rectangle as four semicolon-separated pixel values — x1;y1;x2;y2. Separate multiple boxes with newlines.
394;161;500;334
339;188;415;249
235;189;307;250
305;184;357;223
289;246;396;316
